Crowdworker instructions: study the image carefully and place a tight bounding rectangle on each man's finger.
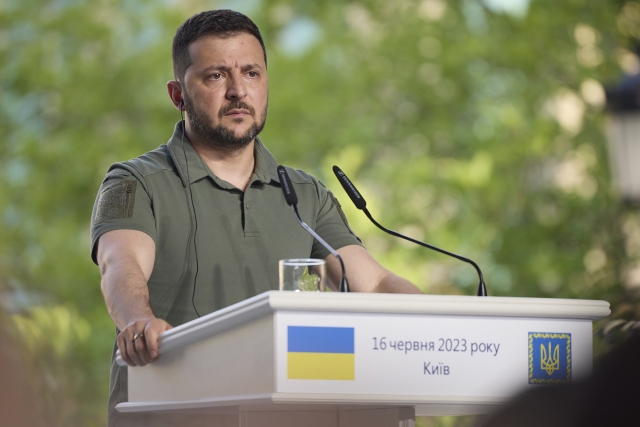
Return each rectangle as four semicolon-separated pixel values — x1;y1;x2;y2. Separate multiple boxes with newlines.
116;333;135;366
144;328;160;359
134;333;152;365
119;331;140;366
125;331;144;366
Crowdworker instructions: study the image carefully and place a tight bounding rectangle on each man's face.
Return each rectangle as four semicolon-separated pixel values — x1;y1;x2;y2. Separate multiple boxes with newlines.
182;32;268;151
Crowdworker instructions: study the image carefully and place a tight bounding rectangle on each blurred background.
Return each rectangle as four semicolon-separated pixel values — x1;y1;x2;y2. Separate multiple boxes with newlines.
2;0;640;425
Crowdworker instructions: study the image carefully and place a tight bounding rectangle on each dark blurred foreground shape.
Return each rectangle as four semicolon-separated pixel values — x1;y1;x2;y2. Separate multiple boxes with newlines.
0;314;45;427
476;330;640;427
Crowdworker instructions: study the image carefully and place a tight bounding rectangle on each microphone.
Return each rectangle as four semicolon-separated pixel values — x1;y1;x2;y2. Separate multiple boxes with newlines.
277;166;349;292
332;165;487;297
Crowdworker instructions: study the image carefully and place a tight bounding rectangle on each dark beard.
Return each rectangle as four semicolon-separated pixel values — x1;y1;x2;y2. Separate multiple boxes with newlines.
184;97;267;152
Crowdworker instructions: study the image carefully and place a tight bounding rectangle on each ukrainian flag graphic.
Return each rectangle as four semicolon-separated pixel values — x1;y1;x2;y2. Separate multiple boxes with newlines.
287;326;355;380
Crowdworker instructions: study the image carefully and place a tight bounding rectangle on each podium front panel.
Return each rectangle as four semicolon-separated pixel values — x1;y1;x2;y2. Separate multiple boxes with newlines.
275;311;592;402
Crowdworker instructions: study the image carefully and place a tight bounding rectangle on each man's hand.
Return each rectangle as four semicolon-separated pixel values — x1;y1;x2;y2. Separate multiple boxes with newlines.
116;317;173;367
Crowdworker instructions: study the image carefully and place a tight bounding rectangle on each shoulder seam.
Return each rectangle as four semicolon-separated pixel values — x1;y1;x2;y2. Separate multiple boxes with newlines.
120;161;155;200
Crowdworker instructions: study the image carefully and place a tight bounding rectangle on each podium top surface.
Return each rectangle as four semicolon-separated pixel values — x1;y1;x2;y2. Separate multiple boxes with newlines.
116;292;609;366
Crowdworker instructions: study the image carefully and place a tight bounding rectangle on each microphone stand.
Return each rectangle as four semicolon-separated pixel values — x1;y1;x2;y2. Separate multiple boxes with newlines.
333;165;487;297
290;204;349;293
363;208;487;296
278;165;349;292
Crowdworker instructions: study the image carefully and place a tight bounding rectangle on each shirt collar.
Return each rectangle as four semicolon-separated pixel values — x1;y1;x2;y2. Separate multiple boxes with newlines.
253;137;281;185
167;121;281;188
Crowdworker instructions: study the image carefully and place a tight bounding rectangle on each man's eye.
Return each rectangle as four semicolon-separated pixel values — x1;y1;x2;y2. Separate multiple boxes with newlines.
247;71;258;77
210;73;222;79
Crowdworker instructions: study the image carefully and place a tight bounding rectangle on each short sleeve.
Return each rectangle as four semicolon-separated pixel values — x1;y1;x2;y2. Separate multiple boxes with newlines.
310;182;363;260
90;167;156;265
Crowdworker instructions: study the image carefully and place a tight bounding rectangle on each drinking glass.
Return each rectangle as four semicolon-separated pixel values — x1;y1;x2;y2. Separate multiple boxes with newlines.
279;259;326;292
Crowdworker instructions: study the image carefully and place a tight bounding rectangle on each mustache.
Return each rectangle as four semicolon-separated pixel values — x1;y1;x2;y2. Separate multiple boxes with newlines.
218;101;255;118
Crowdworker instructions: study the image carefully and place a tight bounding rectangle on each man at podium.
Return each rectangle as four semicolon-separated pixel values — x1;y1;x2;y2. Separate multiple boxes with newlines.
90;9;421;427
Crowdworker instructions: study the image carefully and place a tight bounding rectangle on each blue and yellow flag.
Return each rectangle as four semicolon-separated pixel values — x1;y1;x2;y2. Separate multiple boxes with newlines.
287;326;355;380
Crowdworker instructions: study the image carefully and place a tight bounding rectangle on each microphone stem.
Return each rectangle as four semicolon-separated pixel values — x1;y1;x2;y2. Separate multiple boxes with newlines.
363;208;486;296
292;205;349;292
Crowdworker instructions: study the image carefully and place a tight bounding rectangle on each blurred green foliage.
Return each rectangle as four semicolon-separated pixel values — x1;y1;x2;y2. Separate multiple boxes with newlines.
2;0;640;425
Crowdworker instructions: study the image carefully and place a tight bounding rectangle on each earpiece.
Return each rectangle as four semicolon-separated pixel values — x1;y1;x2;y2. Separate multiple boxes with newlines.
179;98;185;111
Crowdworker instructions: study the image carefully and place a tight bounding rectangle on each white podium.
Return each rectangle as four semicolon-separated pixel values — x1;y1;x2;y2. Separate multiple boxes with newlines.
116;292;609;427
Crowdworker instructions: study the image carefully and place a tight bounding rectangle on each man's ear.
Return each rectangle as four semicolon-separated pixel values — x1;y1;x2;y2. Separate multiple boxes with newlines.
167;80;184;111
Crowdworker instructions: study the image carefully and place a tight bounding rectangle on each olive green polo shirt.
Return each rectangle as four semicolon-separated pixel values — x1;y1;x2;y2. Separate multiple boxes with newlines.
90;121;362;324
91;122;362;427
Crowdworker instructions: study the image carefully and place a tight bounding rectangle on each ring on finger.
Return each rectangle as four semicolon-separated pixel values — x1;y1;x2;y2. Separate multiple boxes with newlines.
133;332;144;341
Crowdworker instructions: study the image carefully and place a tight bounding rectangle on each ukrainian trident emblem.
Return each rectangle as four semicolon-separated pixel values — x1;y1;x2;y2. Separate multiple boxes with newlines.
528;332;571;384
540;342;560;375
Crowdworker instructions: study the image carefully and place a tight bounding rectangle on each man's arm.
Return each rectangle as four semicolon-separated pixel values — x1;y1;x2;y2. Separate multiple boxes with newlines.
96;229;172;366
325;245;422;294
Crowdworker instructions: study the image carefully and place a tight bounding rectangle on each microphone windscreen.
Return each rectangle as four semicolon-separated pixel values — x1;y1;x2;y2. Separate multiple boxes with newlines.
333;166;367;210
277;165;298;206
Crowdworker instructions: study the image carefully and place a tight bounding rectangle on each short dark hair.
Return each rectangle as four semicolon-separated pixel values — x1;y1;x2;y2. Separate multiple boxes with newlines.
172;10;267;82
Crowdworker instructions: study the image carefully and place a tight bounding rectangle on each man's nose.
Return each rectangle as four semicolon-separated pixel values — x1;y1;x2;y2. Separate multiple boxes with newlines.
226;75;247;100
